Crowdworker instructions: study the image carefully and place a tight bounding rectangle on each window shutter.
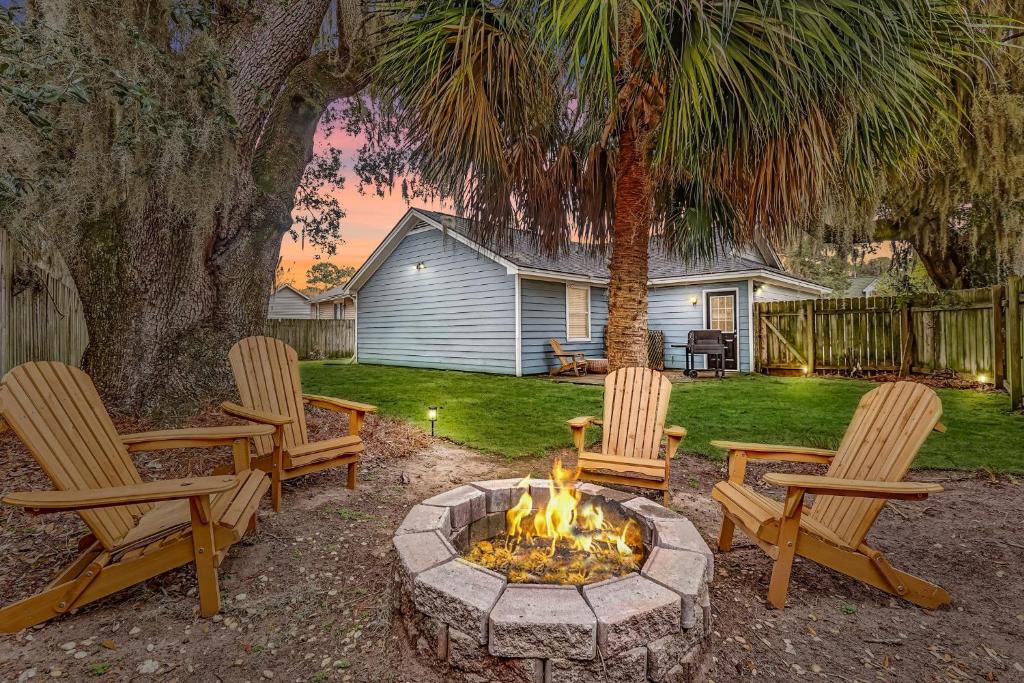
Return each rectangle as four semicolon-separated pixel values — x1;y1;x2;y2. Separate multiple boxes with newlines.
566;285;590;340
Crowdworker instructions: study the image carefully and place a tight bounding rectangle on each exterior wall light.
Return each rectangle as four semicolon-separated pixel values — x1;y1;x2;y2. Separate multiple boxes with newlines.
416;262;426;270
428;406;440;435
689;295;698;306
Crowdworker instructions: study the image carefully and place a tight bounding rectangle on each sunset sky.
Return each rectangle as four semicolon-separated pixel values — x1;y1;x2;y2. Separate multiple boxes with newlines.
278;118;442;288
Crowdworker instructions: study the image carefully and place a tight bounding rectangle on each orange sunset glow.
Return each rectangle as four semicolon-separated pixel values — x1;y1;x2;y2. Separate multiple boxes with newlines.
279;115;443;288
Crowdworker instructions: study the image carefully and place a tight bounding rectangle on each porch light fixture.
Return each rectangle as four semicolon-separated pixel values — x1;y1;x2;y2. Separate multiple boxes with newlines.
427;406;440;435
416;261;426;270
689;295;698;306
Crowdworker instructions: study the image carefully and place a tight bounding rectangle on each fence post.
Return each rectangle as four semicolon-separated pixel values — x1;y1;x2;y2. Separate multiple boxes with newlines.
898;302;914;377
753;303;762;372
804;300;815;373
0;229;10;376
992;284;1006;389
1007;276;1022;410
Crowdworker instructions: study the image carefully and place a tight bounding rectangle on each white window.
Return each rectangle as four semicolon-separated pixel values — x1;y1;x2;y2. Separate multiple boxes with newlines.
565;284;591;341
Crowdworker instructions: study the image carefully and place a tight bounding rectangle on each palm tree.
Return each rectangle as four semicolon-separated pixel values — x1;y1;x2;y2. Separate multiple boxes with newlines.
372;0;986;368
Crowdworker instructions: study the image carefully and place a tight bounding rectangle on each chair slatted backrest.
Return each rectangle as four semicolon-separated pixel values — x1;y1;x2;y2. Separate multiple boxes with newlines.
0;362;146;549
601;367;673;460
228;336;308;456
810;382;942;548
550;339;568;363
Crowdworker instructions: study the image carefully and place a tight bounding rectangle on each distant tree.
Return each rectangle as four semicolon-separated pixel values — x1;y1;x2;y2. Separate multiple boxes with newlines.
306;262;356;291
872;243;938;296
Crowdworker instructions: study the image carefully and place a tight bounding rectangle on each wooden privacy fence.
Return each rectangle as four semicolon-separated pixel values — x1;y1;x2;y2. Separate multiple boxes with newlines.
755;276;1024;409
264;318;355;359
1;230;89;376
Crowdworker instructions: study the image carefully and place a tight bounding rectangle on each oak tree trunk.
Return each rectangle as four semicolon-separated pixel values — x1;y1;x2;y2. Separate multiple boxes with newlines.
606;127;654;370
63;1;360;417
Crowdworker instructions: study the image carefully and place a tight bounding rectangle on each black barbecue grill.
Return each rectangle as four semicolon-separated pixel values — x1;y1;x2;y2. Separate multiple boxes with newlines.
683;330;726;378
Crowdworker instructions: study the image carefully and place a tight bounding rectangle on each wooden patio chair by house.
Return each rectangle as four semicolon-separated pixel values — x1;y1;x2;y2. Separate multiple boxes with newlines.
222;336;377;511
711;381;949;610
549;339;588;376
0;362;274;632
568;367;686;503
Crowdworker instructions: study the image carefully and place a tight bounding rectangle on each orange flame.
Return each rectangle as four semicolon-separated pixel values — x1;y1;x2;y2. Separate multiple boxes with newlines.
504;459;636;563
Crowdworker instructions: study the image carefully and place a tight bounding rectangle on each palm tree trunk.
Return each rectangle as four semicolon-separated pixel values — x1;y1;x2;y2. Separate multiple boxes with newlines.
606;126;653;369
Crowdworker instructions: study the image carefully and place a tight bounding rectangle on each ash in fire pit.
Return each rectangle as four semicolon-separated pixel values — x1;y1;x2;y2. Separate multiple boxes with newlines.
463;461;644;585
394;474;715;682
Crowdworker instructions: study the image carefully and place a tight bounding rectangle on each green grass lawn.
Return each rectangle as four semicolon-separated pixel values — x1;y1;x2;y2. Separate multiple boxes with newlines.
300;362;1024;473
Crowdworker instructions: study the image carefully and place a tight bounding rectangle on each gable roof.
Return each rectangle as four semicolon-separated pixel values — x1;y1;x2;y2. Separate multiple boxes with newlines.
273;283;311;300
845;275;880;297
309;284;354;303
348;208;831;295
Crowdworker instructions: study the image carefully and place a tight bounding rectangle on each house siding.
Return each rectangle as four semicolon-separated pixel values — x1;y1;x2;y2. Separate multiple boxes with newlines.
520;279;608;375
268;288;312;319
755;283;813;302
648;281;752;371
357;228;517;373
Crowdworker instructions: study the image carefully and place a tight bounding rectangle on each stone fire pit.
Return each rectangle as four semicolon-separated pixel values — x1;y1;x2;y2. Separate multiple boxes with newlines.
394;480;713;682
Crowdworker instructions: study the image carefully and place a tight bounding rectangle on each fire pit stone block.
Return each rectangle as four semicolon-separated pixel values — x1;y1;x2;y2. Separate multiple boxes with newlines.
394;530;457;579
448;627;545;683
423;485;487;528
396;504;452;537
582;574;682;657
488;585;597;660
652;517;714;573
414;559;506;645
640;547;708;628
528;480;553;507
545;645;648;683
647;632;708;682
576;482;639;504
471;478;524;512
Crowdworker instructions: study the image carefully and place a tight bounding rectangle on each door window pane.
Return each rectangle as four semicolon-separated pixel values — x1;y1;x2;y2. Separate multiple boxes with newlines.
708;294;735;332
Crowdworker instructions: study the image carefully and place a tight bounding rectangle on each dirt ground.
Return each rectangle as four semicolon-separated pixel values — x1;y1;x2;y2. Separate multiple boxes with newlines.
1;408;1022;682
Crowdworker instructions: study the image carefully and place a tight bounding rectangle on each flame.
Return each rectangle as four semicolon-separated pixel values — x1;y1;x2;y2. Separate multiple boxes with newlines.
484;458;639;584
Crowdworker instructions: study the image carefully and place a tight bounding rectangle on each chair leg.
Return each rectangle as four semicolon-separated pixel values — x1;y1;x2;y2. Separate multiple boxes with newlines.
347;462;357;489
718;515;735;552
767;488;805;609
189;496;221;618
662;488;670;505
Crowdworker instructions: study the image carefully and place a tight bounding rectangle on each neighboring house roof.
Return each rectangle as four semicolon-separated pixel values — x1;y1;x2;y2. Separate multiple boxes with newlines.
310;284;354;303
348;208;831;295
845;276;880;297
273;283;311;300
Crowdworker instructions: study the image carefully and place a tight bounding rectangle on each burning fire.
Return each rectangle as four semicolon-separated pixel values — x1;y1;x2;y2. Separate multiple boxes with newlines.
464;459;643;585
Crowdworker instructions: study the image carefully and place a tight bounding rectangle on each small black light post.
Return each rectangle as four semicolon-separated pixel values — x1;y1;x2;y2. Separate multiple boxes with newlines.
428;406;440;436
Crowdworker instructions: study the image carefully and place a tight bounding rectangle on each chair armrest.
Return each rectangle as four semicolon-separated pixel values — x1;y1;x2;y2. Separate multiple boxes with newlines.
567;416;596;453
710;440;836;463
303;394;377;414
3;476;238;512
665;425;687;460
121;424;277;452
221;401;294;426
762;473;943;500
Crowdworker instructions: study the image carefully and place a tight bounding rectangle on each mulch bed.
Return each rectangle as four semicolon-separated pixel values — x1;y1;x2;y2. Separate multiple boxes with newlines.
0;408;1021;681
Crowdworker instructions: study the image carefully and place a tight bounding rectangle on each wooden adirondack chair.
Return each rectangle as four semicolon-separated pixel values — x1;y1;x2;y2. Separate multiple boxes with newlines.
568;367;686;503
0;362;274;632
711;381;950;610
222;336;377;511
549;339;588;376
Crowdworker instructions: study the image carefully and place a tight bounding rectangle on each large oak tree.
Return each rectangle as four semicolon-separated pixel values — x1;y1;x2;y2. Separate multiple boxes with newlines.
2;0;362;416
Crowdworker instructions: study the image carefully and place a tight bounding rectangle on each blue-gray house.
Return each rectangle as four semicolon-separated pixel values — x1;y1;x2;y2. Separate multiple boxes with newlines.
345;209;829;376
